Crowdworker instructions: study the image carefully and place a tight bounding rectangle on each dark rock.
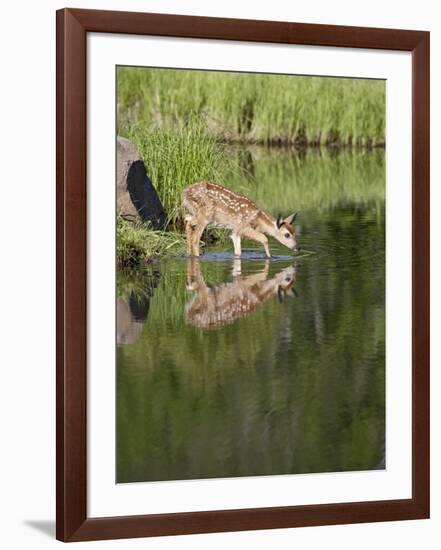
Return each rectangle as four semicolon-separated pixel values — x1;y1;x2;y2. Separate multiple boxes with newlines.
117;270;161;345
117;136;167;229
116;298;145;345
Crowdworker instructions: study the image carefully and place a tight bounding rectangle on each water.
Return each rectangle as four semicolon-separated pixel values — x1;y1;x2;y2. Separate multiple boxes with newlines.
116;149;385;483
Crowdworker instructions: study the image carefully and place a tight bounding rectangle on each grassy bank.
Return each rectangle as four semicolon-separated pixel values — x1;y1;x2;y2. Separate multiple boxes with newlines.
117;217;186;266
117;67;385;147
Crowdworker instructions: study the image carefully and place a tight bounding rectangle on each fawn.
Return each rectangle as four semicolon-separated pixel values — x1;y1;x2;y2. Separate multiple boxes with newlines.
182;181;299;257
185;258;298;329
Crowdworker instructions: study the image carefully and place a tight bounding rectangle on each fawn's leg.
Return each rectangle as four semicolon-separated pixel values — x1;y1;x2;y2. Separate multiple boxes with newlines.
186;257;203;290
184;215;196;256
186;257;195;290
241;227;270;258
192;217;208;257
230;232;242;257
232;257;242;277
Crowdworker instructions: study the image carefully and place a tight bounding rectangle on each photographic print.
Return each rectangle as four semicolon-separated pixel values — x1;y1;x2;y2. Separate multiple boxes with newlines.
116;66;386;484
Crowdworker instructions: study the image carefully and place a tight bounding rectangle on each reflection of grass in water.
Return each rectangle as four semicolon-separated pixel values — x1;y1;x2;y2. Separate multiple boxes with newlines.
117;264;159;302
117;263;288;480
117;210;385;481
222;147;385;215
117;67;385;146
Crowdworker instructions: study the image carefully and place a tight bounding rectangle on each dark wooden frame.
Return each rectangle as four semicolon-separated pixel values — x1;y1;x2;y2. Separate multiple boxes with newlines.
56;7;430;542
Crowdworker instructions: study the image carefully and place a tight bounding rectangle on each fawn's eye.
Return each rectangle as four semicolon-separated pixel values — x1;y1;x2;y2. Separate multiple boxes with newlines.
284;232;290;238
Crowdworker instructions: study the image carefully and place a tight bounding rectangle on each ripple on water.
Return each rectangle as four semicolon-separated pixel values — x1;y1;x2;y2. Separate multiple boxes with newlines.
190;250;294;261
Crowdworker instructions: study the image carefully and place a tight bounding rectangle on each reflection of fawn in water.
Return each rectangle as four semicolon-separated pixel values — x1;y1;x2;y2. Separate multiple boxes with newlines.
185;258;298;330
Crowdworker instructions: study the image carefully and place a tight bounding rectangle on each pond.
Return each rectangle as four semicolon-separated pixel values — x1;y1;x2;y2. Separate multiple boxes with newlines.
116;147;385;483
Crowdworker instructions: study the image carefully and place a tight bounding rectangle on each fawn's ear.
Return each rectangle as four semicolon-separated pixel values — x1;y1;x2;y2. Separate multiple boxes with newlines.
284;212;298;225
276;215;284;229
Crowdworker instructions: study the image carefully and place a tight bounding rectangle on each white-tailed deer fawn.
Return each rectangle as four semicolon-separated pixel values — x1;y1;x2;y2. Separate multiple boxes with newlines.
185;258;298;329
182;181;299;257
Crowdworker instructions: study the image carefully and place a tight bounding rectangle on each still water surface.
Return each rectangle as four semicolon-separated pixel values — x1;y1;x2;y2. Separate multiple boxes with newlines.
117;148;385;483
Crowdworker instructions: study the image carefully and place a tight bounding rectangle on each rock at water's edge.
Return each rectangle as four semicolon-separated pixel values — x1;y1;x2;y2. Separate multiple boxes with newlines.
117;136;167;229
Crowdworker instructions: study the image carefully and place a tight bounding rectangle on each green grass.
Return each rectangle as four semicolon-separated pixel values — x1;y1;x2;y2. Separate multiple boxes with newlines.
117;216;186;265
117;67;385;147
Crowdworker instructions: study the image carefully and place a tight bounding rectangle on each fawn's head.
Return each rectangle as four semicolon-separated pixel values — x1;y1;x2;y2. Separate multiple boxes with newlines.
274;213;299;252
